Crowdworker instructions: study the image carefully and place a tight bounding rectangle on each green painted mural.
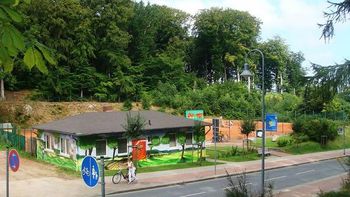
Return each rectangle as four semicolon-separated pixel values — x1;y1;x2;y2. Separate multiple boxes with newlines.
36;133;78;171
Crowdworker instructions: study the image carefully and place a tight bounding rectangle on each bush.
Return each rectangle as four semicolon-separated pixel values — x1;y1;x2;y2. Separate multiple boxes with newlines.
123;100;133;111
276;136;291;147
141;92;152;110
292;117;338;144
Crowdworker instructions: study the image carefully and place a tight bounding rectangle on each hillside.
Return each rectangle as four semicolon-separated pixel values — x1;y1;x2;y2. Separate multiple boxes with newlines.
0;91;160;127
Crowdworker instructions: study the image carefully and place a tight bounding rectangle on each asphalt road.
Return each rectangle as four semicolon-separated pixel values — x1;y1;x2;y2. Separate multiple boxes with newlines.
108;159;349;197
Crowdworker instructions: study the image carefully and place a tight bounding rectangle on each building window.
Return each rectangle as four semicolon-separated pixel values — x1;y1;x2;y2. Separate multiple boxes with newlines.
96;140;106;156
118;139;127;154
45;134;53;150
169;134;176;147
186;133;192;145
60;137;69;155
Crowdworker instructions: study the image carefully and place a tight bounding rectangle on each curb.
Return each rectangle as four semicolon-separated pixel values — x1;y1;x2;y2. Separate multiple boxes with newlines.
106;154;350;196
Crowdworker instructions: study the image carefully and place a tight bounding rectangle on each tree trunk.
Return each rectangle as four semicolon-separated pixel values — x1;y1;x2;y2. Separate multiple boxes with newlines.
280;73;283;94
236;65;240;82
0;78;5;100
88;148;93;155
246;134;249;150
85;150;87;156
199;143;203;165
181;144;185;160
80;89;84;98
112;148;116;160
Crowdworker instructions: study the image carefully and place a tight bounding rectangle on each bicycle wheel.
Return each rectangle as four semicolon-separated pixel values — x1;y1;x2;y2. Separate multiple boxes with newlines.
112;172;122;184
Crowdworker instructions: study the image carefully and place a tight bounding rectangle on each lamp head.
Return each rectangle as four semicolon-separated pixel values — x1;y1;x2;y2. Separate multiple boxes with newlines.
240;63;253;79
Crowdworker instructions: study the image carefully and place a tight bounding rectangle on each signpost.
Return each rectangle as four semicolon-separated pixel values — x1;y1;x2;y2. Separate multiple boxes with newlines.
6;148;20;197
212;118;220;174
338;127;346;155
81;156;99;188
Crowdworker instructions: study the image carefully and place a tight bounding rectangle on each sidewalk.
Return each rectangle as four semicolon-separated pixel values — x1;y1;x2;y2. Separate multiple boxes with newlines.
105;149;350;196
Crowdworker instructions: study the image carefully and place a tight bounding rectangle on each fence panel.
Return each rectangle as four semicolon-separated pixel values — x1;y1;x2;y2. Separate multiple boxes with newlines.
0;127;26;151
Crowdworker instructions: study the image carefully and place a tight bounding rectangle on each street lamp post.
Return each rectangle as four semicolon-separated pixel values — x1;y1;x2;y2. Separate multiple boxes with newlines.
241;49;266;195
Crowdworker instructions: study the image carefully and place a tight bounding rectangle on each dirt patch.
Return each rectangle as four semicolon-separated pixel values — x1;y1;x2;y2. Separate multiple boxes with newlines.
0;151;76;181
0;90;169;127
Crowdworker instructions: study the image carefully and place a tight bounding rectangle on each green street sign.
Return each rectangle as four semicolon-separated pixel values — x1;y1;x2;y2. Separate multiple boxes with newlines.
185;110;204;121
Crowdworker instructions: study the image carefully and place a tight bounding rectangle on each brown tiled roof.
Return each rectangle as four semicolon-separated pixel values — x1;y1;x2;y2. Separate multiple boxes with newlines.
34;111;210;136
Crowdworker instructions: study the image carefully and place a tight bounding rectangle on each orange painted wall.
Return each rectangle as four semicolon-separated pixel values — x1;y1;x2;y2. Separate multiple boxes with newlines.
204;118;293;141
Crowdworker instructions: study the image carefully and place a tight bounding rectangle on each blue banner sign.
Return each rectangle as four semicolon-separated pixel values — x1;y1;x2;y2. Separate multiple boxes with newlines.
265;114;277;131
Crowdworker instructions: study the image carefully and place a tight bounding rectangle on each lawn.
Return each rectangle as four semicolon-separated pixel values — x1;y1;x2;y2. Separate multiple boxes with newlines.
138;150;200;167
252;138;280;148
104;150;218;176
252;128;350;155
206;146;260;162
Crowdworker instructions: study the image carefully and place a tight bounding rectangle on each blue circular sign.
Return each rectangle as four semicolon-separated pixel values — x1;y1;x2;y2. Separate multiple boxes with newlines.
9;149;20;172
81;156;99;188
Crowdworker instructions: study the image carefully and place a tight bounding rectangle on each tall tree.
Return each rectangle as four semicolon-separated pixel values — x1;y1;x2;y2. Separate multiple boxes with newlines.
300;60;350;113
191;8;261;82
84;0;136;101
129;2;191;91
258;37;290;92
19;0;95;100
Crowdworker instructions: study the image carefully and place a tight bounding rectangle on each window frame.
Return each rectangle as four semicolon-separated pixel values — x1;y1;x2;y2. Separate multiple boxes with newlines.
169;133;176;147
96;139;107;156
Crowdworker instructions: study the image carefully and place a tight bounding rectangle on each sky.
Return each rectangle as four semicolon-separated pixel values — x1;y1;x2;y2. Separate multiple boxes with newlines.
140;0;350;73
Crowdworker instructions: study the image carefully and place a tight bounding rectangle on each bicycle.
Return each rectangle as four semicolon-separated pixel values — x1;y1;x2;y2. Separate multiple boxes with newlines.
112;169;137;184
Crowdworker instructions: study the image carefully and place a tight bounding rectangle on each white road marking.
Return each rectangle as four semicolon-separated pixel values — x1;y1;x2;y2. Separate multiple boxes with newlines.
296;169;315;175
180;192;207;197
266;176;286;181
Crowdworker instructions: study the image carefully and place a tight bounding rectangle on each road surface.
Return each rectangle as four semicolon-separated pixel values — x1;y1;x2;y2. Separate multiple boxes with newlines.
108;159;348;197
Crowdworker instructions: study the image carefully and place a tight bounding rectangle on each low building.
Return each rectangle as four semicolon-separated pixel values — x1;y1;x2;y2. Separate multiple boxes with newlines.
34;110;210;170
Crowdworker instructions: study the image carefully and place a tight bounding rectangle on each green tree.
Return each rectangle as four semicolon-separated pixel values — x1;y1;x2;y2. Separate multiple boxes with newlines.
240;119;255;150
122;112;146;140
177;132;186;161
107;137;118;160
129;2;191;91
122;112;146;165
19;0;95;100
191;8;261;82
258;37;291;92
193;122;206;163
78;135;96;155
84;0;135;101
